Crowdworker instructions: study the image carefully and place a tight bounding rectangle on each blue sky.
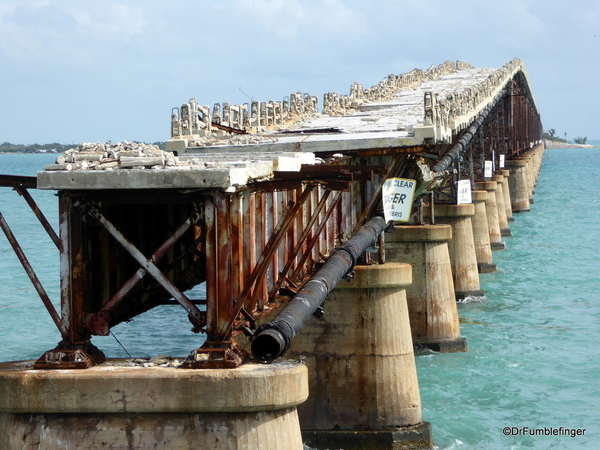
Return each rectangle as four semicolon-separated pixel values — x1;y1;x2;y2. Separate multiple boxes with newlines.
1;0;598;145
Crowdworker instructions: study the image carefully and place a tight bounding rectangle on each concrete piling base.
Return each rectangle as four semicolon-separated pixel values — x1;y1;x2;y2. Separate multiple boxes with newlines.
496;169;514;223
0;360;308;450
385;225;466;353
286;263;433;450
474;181;505;251
491;174;511;237
471;191;497;273
506;159;530;213
425;203;484;300
302;423;433;450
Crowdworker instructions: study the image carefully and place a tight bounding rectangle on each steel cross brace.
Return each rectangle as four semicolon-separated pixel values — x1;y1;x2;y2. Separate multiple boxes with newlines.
85;205;205;330
0;212;67;337
86;210;203;335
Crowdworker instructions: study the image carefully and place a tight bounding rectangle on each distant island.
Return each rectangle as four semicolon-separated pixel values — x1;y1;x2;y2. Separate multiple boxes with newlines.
0;141;166;154
543;140;598;149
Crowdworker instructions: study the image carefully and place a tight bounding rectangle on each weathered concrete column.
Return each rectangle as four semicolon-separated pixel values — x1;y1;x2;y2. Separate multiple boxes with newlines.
491;174;511;236
506;159;530;213
286;263;433;450
385;225;466;352
471;190;497;273
474;181;505;251
0;360;308;450
518;154;535;202
496;169;514;222
425;203;483;300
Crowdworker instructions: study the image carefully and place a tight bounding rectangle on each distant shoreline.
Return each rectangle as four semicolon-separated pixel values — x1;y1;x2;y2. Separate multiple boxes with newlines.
0;151;59;154
544;139;599;149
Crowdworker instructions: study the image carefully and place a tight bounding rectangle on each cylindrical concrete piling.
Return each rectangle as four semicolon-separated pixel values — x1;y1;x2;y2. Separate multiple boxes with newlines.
506;159;531;212
0;360;308;450
517;154;535;203
474;181;505;251
496;169;514;222
425;203;483;300
491;174;511;236
385;225;466;352
471;190;497;273
286;263;433;450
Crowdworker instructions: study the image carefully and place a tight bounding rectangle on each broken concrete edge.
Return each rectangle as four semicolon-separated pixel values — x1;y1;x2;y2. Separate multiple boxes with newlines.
0;359;308;414
36;165;272;191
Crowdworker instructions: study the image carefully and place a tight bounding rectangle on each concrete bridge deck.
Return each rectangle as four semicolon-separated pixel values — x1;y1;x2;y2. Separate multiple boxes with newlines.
36;59;536;192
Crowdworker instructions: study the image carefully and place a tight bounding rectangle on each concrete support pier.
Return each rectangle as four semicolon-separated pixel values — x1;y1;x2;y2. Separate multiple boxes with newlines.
492;174;511;236
474;181;505;251
385;225;466;352
471;190;497;273
517;154;535;203
496;169;514;222
0;360;308;450
286;263;433;450
425;203;483;300
506;159;531;212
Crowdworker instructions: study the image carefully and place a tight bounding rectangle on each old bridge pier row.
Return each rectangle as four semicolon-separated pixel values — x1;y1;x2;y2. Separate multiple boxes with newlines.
0;59;543;449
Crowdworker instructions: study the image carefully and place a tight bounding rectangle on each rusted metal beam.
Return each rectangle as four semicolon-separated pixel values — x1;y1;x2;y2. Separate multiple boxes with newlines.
267;188;334;300
87;211;201;335
15;187;60;249
251;213;387;362
289;190;343;283
0;212;67;337
0;174;37;189
85;205;205;329
220;185;315;336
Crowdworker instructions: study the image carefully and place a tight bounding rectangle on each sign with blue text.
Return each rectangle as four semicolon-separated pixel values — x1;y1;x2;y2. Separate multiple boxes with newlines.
484;161;493;178
382;177;416;223
457;179;472;204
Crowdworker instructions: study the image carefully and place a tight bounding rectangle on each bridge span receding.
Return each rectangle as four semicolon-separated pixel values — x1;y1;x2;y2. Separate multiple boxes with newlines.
1;58;543;450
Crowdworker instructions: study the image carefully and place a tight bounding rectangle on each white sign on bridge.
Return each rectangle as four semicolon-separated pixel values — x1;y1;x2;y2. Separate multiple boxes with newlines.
382;178;416;223
457;179;472;204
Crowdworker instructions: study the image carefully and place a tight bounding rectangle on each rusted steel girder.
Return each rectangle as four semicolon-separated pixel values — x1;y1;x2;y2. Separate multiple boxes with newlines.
0;174;37;189
251;214;387;362
15;187;61;249
0;212;66;337
85;205;205;330
86;211;202;336
431;90;506;174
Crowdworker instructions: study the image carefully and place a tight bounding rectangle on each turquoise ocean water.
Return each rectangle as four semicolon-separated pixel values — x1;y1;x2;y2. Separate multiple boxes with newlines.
1;148;599;449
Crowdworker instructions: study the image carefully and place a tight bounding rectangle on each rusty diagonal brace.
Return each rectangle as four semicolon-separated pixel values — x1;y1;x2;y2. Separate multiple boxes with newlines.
352;156;405;235
85;206;205;329
268;188;335;299
15;187;61;250
289;190;343;283
0;212;68;337
223;189;343;337
97;211;202;318
223;185;331;332
238;186;314;306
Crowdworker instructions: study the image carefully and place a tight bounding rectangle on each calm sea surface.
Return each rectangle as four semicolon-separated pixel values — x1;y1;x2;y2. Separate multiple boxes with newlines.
1;148;599;449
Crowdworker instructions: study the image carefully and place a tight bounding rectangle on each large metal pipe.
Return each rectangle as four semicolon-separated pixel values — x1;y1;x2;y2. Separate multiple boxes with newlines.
251;214;387;362
431;91;505;174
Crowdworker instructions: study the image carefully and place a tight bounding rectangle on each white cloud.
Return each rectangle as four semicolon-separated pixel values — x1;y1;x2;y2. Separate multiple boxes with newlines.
68;4;146;39
233;0;366;38
0;2;147;63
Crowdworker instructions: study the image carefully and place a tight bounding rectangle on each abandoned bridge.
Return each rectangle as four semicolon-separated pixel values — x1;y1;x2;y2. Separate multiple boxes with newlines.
0;58;543;449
